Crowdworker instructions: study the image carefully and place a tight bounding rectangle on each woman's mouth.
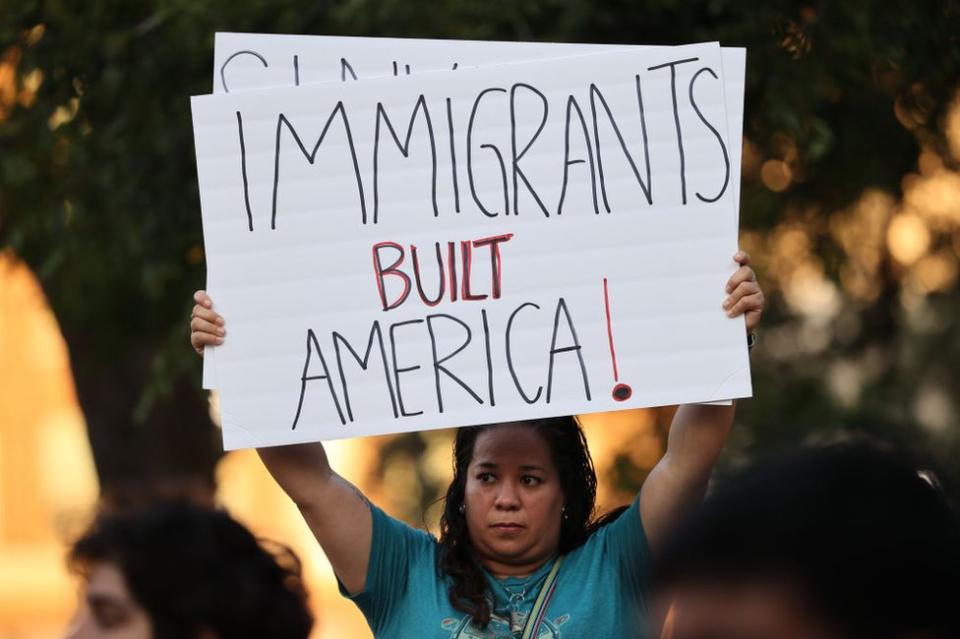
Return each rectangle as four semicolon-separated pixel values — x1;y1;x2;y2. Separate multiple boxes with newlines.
490;523;525;535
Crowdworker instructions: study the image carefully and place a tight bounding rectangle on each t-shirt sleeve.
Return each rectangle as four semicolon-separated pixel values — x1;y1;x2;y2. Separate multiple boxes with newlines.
339;502;437;634
598;495;652;595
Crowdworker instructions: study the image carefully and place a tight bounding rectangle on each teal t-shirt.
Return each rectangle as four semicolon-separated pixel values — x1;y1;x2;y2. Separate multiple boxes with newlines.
343;498;651;638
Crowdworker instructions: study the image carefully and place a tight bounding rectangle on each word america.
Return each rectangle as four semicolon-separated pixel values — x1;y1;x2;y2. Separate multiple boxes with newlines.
291;231;596;428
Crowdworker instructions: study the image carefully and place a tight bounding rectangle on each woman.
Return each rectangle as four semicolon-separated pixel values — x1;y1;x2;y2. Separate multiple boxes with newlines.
67;500;313;639
190;252;763;638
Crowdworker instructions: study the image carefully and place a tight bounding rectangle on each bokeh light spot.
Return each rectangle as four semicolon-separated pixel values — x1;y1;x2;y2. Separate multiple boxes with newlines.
946;90;960;162
887;213;930;265
761;159;793;192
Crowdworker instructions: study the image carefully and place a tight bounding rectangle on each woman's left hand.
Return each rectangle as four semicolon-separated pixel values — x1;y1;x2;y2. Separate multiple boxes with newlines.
639;250;764;554
723;251;764;334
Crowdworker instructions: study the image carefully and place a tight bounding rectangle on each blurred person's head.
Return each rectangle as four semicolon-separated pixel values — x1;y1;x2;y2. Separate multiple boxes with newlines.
66;500;313;639
653;444;960;639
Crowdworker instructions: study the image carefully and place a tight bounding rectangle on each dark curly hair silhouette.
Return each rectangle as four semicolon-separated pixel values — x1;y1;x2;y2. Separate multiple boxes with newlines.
654;444;960;639
69;500;313;639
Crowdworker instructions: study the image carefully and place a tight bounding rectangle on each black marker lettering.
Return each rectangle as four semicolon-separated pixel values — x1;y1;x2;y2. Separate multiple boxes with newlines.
236;111;254;231
446;97;461;213
373;95;439;223
333;323;398;421
272;104;367;228
481;308;495;406
219;49;268;93
292;329;346;429
510;83;551;217
505;302;543;404
426;314;483;413
557;95;600;216
648;57;699;205
480;144;510;219
688;67;730;203
340;57;358;81
467;87;509;217
590;82;653;212
389;319;425;417
545;298;591;403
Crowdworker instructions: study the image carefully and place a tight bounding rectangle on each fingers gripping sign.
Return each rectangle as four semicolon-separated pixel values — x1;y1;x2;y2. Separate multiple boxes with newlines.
723;251;764;336
190;290;226;356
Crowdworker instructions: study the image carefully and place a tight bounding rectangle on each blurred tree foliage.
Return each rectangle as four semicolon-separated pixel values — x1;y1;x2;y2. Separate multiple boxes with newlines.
1;0;958;504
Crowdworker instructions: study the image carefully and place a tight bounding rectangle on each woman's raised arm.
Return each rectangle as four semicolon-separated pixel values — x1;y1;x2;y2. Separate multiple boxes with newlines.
191;291;373;594
638;251;764;553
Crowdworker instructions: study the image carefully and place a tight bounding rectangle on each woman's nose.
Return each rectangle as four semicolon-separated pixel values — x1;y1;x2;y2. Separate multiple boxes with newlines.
494;481;521;508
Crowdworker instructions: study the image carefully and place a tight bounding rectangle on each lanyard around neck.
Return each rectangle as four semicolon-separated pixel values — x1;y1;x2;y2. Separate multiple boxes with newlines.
519;556;564;639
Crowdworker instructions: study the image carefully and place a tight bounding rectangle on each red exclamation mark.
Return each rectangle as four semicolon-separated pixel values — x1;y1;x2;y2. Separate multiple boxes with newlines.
603;277;633;402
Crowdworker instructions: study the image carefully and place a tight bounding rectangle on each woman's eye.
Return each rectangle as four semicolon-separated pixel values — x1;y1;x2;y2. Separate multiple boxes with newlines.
92;604;128;629
477;473;495;483
521;475;542;486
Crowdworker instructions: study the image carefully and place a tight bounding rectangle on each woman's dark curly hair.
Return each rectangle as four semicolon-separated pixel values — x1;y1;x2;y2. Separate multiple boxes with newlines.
69;500;313;639
437;416;625;627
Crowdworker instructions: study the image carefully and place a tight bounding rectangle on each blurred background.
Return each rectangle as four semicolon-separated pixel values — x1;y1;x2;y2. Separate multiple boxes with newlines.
1;1;958;637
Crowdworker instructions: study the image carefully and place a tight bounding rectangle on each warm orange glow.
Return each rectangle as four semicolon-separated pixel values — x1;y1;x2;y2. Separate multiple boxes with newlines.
18;68;42;109
579;409;663;508
946;90;960;162
917;149;943;175
0;252;99;638
741;138;761;178
0;47;19;121
783;262;840;319
762;217;846;317
660;603;677;639
216;448;373;638
48;97;79;130
0;39;47;120
909;251;959;294
760;159;792;192
831;190;894;304
904;168;960;231
887;213;931;265
24;25;46;47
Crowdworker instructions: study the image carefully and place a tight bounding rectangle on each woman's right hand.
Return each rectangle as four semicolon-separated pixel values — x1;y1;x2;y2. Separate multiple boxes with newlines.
190;288;373;593
189;288;334;504
190;290;225;356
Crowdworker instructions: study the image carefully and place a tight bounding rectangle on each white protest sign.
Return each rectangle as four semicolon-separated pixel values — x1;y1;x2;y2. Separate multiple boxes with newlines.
201;34;746;391
192;42;751;449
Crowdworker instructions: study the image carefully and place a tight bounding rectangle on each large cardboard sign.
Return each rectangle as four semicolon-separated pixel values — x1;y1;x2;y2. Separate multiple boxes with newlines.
191;41;751;448
202;34;747;392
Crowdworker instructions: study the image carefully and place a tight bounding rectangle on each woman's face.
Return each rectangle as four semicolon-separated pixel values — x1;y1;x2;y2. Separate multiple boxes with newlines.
464;424;565;576
65;562;153;639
